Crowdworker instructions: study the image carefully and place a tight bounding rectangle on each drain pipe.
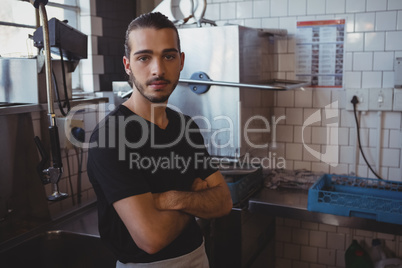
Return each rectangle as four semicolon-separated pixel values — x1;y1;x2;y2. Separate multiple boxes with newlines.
376;111;382;178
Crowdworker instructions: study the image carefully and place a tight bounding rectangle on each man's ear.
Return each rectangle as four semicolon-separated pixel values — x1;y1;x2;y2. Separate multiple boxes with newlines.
123;56;131;75
180;52;185;71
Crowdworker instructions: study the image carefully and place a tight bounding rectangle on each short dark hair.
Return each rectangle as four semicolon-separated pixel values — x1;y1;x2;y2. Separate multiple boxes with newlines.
124;12;181;58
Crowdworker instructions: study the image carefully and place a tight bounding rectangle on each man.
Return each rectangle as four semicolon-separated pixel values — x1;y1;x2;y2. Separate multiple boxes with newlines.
87;12;232;268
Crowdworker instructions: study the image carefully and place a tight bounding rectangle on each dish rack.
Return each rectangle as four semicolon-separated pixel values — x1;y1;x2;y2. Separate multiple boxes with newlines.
307;174;402;224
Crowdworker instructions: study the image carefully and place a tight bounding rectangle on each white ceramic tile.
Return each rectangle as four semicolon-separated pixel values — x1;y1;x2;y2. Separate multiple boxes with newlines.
332;90;346;109
261;17;279;28
294;125;311;143
310;230;327;247
382;148;400;167
340;146;354;164
388;0;402;10
388;168;402;182
326;0;346;14
276;125;294;142
277;91;295;107
366;0;387;11
337;127;350;146
286;108;304;125
220;3;236;20
302;143;321;161
286;143;303;160
312;90;332;109
318;248;336;266
244;18;261;28
355;13;375;32
236;1;253;19
373;52;394;71
283;243;301;260
91;16;103;37
384;112;402;129
295;89;313;107
364;32;385;51
253;0;270;18
369;129;389;147
279;17;297;35
386;32;402;51
289;0;307;16
376;11;397;31
270;0;288;17
344;52;353;71
360;112;377;128
344;71;362;88
346;0;366;13
398;11;402;30
304;108;321;127
306;0;325;15
346;33;364;52
362;72;382;88
311;126;327;144
330;163;349;175
382;71;395;88
205;3;220;20
353;52;373;71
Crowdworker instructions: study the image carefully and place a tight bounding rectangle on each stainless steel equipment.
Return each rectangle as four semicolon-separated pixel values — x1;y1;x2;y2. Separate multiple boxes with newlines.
168;25;306;158
0;57;75;104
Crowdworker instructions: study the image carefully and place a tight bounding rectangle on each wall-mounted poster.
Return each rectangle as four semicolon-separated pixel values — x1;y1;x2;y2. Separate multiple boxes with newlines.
295;19;345;88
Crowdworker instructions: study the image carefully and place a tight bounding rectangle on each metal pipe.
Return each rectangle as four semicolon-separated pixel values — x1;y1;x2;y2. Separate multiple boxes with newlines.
38;3;55;124
178;78;309;91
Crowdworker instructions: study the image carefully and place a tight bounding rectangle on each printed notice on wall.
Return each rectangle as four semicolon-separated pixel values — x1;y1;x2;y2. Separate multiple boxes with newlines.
295;19;345;88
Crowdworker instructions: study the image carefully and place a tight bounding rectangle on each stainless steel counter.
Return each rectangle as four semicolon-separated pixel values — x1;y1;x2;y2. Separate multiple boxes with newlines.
0;96;108;116
248;188;402;235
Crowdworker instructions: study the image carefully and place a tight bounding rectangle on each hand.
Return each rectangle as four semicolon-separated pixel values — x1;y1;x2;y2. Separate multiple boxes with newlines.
191;178;208;192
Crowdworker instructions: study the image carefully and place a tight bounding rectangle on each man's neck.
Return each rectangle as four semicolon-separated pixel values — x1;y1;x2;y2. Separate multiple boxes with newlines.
123;89;169;129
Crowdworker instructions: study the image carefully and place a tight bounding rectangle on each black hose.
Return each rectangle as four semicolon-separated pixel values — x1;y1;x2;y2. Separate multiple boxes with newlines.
352;97;383;180
52;70;68;117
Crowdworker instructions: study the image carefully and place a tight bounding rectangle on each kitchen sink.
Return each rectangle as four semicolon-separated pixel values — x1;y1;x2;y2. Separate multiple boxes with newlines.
0;230;116;268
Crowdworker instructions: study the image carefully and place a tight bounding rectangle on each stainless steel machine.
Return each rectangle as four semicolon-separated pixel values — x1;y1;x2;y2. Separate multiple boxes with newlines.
169;25;307;159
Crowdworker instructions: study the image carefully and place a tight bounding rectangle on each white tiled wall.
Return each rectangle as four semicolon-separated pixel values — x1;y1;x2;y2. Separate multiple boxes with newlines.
172;0;402;181
171;0;402;267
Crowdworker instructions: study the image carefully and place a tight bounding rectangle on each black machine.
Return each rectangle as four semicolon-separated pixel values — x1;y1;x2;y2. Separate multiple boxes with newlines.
33;17;88;61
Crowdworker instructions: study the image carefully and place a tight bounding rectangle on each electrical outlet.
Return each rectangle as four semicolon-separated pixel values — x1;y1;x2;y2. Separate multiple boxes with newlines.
56;117;84;149
345;89;369;111
393;88;402;111
368;88;393;111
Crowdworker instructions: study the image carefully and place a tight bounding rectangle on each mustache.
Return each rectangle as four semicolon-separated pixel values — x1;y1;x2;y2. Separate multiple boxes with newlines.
146;77;171;85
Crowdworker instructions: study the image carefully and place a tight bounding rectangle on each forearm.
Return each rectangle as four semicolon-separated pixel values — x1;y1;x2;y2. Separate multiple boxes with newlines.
114;194;192;254
155;184;232;219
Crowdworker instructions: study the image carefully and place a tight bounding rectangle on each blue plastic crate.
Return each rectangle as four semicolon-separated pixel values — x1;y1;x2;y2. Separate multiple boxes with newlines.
307;174;402;224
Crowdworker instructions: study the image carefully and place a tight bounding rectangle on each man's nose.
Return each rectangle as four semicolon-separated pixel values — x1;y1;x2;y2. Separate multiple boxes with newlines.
151;58;165;76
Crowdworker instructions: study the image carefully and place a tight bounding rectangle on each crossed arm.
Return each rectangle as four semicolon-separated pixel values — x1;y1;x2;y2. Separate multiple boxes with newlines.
113;170;232;254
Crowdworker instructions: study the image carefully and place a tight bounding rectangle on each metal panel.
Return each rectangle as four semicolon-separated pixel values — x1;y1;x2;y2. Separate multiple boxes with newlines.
169;25;275;158
0;58;39;104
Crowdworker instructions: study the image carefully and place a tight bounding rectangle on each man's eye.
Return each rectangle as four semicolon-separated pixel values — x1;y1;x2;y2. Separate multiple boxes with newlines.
138;56;149;62
165;54;175;60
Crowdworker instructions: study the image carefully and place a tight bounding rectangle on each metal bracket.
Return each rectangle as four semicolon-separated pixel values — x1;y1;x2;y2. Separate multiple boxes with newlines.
179;71;310;94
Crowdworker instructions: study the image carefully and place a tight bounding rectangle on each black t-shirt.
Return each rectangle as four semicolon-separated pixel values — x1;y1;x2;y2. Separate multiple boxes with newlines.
87;105;217;263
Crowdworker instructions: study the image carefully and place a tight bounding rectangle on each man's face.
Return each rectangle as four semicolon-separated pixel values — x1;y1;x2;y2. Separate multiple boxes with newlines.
123;27;184;103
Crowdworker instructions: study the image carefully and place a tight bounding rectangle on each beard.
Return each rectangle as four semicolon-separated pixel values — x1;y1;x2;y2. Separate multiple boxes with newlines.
129;72;179;104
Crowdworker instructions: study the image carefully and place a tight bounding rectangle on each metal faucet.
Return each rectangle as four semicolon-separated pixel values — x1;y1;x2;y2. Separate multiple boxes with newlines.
26;0;68;201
